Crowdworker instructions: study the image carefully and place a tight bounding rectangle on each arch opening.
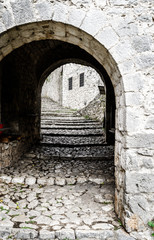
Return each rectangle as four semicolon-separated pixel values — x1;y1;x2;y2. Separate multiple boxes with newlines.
0;39;115;146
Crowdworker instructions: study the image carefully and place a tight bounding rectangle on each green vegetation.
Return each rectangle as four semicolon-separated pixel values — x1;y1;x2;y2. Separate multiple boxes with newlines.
148;221;154;237
25;220;35;224
84;115;90;119
21;227;33;229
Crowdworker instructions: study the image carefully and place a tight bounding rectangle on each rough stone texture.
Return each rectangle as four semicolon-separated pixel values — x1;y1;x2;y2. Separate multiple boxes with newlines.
0;139;30;169
78;94;106;122
0;1;153;239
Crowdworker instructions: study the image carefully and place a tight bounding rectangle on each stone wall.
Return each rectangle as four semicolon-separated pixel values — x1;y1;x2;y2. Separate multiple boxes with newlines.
0;1;153;239
0;139;30;170
41;66;63;104
62;64;103;109
78;94;106;123
42;63;104;110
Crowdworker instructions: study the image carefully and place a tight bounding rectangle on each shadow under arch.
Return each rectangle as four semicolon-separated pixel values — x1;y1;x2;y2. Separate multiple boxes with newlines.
1;38;115;144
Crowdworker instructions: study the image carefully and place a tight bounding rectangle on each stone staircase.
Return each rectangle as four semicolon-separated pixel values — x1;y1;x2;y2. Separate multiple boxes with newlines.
0;98;134;240
40;98;114;159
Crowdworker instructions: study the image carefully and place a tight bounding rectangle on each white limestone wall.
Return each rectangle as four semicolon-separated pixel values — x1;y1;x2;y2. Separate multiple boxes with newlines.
41;66;63;104
42;64;103;110
62;64;103;109
0;1;153;239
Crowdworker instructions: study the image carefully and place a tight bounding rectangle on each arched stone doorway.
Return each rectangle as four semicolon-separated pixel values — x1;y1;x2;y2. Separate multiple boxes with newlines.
0;11;153;238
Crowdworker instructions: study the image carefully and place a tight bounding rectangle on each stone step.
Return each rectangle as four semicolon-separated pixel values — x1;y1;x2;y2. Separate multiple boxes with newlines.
41;125;103;129
41;121;102;126
42;114;78;118
38;144;114;158
0;227;134;240
41;135;105;145
42;109;76;112
41;116;85;121
42;133;104;137
41;119;99;123
41;128;104;135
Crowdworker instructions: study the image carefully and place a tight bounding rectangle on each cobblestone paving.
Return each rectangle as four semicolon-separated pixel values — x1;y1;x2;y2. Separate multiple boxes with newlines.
0;99;133;239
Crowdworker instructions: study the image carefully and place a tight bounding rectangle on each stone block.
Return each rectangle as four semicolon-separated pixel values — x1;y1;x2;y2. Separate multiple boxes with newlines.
0;227;11;239
68;6;86;27
56;229;75;239
34;1;54;21
131;36;151;53
125;171;154;193
125;194;151;223
145;117;154;130
96;26;119;49
0;175;12;183
2;8;15;30
25;176;36;185
125;92;144;106
109;39;136;63
52;2;68;23
92;223;114;230
80;9;108;36
125;133;154;149
15;228;38;239
75;230;114;239
115;229;135;240
125;107;143;132
137;52;154;69
10;0;34;25
39;229;55;239
123;73;145;92
12;176;25;184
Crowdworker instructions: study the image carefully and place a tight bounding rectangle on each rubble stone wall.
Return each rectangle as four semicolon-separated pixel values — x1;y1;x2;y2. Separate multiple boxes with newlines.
0;139;30;169
78;94;106;123
0;1;153;239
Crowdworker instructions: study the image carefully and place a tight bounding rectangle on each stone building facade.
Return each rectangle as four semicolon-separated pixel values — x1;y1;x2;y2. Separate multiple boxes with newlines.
42;63;104;110
0;0;153;239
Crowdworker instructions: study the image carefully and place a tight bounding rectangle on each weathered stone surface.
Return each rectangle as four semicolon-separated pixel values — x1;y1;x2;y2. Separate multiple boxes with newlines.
10;0;34;25
12;176;25;184
25;177;36;185
39;229;55;239
15;228;38;239
28;199;39;209
125;172;154;193
116;229;136;240
0;227;11;239
56;229;75;239
75;230;114;239
0;1;153;240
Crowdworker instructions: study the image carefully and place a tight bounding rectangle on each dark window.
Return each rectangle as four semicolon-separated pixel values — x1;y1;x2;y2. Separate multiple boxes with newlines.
80;73;84;87
68;77;73;90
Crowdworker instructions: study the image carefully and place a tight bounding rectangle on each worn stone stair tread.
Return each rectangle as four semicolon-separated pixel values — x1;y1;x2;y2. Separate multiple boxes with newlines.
38;145;114;158
41;135;105;145
41;121;102;126
41;129;104;136
42;118;100;122
41;126;103;130
41;133;104;137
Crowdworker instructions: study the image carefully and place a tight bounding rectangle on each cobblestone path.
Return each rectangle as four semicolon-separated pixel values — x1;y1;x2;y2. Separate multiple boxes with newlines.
0;98;132;239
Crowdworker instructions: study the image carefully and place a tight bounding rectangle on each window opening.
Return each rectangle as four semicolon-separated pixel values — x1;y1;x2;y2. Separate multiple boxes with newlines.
68;77;73;90
80;73;84;87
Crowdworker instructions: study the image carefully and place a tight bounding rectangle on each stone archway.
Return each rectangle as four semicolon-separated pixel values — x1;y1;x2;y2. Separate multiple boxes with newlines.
0;2;153;238
0;19;124;228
